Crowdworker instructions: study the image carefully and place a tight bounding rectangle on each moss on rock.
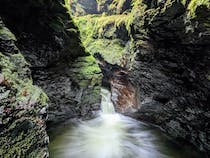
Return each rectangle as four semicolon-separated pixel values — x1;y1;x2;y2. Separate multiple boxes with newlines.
187;0;210;18
73;14;132;64
70;55;102;87
0;19;48;158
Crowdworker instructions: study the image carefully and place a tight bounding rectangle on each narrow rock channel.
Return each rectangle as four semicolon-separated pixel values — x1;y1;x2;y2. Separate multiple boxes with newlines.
0;0;209;157
48;88;204;158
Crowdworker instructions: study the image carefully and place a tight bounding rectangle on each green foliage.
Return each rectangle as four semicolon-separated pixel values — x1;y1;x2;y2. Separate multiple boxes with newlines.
73;13;132;64
187;0;210;18
86;39;125;65
96;13;132;34
64;0;71;11
0;25;16;41
109;0;127;13
74;13;132;38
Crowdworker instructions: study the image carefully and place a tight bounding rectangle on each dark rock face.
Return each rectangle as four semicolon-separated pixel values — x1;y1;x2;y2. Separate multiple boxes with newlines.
0;0;102;125
102;22;130;41
0;0;102;156
32;56;101;125
129;0;210;154
0;0;86;64
0;19;48;157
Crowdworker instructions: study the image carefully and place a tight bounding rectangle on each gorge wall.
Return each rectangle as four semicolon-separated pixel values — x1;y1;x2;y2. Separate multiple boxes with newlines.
0;0;210;157
129;0;210;154
70;0;210;155
0;18;49;157
0;0;101;157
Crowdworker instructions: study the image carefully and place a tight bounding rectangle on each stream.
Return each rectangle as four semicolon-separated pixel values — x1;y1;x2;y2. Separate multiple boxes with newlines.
48;88;204;158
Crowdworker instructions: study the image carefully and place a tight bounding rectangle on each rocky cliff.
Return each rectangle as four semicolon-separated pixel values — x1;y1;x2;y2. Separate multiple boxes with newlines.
0;0;101;157
0;0;210;156
71;0;210;155
129;0;210;154
0;18;49;158
0;0;102;125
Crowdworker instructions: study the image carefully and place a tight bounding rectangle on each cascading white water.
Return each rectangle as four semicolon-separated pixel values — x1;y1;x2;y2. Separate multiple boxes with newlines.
52;88;170;158
49;88;203;158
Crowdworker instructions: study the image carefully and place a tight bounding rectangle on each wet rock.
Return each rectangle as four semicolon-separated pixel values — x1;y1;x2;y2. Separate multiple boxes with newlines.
94;53;139;113
0;74;4;84
165;120;187;138
0;19;48;157
33;56;102;125
0;0;100;157
129;0;210;154
0;0;102;130
0;0;86;67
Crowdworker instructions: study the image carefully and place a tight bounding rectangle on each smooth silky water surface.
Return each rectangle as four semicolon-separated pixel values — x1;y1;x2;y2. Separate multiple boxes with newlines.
49;88;204;158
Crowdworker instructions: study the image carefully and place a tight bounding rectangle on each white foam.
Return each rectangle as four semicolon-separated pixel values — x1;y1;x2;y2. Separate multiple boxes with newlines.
55;88;168;158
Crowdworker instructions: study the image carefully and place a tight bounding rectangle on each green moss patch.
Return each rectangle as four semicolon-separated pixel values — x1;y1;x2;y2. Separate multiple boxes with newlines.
69;55;102;87
187;0;210;18
0;19;48;157
73;14;132;64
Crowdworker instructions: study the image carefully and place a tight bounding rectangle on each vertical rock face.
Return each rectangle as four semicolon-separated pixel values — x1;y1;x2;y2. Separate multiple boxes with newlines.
0;0;86;64
0;0;102;125
0;19;48;157
33;56;101;125
0;0;102;156
69;3;210;154
129;0;210;154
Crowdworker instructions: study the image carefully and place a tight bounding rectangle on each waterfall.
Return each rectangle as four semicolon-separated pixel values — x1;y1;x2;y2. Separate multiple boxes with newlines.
50;88;169;158
101;88;115;114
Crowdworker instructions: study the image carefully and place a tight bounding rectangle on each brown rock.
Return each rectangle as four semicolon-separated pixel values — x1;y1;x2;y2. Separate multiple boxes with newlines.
0;74;4;84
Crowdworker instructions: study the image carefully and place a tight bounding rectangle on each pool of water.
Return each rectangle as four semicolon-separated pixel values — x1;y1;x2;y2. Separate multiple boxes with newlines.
48;88;204;158
48;115;204;158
